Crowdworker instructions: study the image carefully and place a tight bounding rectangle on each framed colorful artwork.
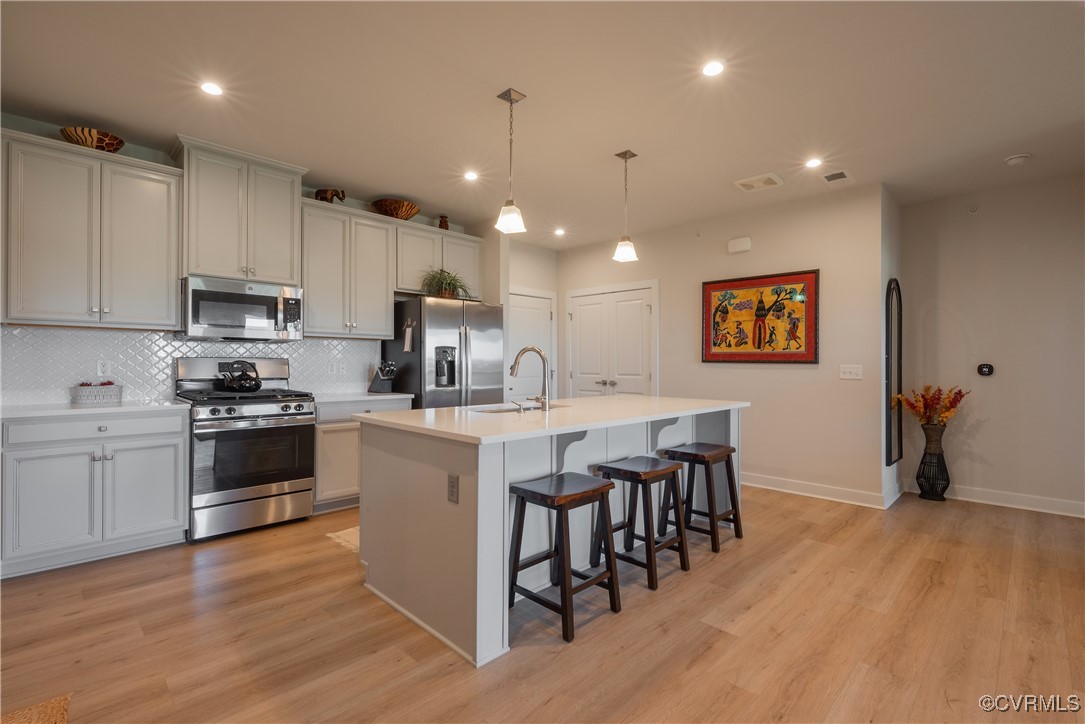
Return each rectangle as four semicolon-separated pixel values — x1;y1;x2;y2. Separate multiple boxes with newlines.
702;269;819;363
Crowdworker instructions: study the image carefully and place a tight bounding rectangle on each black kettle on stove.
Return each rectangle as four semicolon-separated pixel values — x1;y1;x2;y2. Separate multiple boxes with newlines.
221;360;262;393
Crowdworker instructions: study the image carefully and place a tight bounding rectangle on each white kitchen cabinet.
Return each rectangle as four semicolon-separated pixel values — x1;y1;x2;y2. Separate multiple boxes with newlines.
0;407;189;578
313;396;412;510
395;226;481;297
302;201;395;339
4;132;180;329
180;135;306;285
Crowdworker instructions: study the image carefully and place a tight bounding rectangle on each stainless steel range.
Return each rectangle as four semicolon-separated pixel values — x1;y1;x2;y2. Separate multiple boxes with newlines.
175;357;315;540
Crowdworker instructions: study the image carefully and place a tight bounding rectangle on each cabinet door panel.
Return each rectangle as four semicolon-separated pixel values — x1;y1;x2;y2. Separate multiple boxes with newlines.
396;228;441;291
103;438;185;539
248;164;300;285
2;445;102;558
101;164;180;328
302;207;351;336
351;218;395;338
315;422;360;503
186;148;246;280
6;143;100;323
442;237;480;299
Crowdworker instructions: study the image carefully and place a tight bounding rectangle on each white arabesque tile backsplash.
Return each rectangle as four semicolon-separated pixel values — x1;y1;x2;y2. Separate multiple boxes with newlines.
0;326;381;405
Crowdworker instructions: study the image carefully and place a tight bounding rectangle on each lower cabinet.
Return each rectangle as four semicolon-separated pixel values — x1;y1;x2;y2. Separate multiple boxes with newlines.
313;396;411;510
1;409;188;578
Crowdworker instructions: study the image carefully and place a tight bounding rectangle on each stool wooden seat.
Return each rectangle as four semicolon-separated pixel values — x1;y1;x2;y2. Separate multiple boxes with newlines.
509;472;621;642
592;456;690;590
660;442;742;552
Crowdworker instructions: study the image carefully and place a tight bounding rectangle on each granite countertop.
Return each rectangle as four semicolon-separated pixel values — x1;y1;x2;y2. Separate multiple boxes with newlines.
353;396;750;445
1;399;191;420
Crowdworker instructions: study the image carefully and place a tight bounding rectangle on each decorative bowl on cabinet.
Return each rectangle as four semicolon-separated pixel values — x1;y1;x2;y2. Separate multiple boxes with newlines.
371;198;420;220
59;127;125;153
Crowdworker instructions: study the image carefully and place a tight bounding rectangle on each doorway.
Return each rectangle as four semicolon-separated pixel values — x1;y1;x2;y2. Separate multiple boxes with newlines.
566;281;659;398
506;290;556;403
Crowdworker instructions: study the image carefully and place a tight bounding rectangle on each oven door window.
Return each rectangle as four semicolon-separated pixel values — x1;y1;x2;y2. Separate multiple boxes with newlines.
193;424;314;499
191;289;277;331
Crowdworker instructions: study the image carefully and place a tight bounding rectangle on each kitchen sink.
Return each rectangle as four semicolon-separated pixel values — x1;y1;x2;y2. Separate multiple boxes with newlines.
469;403;570;414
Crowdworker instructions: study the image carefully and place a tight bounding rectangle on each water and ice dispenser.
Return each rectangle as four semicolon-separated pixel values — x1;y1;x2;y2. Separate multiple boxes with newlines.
435;346;457;387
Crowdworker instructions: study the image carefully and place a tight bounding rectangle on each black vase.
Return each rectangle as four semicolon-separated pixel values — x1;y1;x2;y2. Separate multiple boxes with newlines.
916;423;951;501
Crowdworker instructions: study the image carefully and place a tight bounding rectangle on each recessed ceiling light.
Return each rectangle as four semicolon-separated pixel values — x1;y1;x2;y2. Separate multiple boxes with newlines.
554;228;565;236
464;171;479;181
805;158;823;168
1004;154;1031;167
200;82;223;96
702;60;725;77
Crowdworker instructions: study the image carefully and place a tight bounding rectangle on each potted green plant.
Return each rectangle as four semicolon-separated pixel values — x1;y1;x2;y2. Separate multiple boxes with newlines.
419;267;472;299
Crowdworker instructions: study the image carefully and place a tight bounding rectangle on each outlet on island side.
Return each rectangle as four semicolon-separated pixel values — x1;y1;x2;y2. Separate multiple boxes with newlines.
447;474;459;504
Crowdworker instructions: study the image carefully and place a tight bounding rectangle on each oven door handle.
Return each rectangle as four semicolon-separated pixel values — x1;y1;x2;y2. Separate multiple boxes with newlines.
193;414;316;433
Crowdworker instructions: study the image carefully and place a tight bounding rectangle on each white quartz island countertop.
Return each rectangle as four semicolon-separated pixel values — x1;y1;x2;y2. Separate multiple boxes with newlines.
353;396;750;445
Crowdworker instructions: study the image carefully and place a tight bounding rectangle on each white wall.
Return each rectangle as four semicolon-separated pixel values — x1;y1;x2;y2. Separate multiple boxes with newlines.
900;175;1084;517
509;242;558;295
557;184;888;507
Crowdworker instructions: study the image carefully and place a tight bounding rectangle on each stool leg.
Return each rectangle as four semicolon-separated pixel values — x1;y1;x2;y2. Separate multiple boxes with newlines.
623;479;638;553
658;474;672;536
509;495;527;608
670;471;691;571
725;454;743;539
640;481;659;590
684;462;697;530
589;500;604;569
703;461;721;553
598;491;621;613
557;507;575;642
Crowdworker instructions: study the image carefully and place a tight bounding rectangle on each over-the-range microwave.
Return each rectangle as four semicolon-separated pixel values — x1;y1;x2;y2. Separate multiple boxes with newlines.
184;275;303;342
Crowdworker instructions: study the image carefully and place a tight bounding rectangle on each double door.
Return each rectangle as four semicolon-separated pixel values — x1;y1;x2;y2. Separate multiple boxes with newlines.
569;288;655;397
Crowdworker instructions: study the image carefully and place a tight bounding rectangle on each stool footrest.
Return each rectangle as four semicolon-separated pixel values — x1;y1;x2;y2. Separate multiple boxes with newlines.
514;586;562;615
571;569;614;595
514;548;557;573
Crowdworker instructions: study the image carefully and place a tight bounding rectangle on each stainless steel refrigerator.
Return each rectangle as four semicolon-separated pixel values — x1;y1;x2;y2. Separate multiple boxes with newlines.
382;297;504;409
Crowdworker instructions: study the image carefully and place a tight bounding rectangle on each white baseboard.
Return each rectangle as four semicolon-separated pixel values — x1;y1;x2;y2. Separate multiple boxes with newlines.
742;472;887;510
903;480;1085;518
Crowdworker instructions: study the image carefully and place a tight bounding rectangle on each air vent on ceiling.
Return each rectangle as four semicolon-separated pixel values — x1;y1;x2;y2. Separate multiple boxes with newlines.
821;169;855;188
733;172;784;193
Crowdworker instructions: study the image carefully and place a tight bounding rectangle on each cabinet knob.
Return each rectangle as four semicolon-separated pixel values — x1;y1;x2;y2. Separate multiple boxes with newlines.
249;267;256;274
98;425;108;432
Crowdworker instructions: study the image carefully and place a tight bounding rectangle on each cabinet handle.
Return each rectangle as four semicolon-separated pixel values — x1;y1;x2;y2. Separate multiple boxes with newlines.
91;307;100;313
345;322;352;328
98;425;108;432
249;267;256;274
102;308;111;314
594;380;609;385
103;453;114;461
239;266;246;274
608;380;617;387
92;454;102;462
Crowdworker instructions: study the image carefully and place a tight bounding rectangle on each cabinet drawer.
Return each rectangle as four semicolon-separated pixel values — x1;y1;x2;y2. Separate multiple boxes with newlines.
4;415;185;446
315;398;411;422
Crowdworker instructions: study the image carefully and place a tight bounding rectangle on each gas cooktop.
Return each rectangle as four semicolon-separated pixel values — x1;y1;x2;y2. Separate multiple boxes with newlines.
177;388;313;403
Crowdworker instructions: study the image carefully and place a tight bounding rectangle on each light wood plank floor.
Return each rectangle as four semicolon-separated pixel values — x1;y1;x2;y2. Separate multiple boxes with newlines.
2;488;1082;723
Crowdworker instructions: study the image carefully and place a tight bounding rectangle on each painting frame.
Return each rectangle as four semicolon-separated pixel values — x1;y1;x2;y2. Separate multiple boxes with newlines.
702;269;819;363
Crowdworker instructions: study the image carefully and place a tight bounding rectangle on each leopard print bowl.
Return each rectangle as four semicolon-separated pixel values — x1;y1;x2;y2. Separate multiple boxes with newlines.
59;127;125;153
371;198;420;220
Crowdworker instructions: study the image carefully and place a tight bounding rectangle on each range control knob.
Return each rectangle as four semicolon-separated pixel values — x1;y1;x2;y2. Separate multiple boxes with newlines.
225;407;236;415
209;407;221;416
294;403;305;412
281;404;291;412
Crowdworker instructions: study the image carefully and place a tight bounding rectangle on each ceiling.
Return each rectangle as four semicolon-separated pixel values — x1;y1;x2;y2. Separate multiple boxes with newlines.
2;2;1082;250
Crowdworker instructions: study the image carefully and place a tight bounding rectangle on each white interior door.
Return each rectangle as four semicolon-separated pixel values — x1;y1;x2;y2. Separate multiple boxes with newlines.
507;293;553;403
569;287;655;397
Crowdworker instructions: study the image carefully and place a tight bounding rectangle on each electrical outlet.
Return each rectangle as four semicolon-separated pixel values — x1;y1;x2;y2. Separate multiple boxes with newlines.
338;360;347;375
96;360;112;376
447;474;459;504
839;364;864;380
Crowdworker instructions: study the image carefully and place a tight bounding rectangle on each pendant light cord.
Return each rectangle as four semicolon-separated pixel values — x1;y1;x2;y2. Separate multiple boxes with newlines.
507;100;515;198
623;157;629;236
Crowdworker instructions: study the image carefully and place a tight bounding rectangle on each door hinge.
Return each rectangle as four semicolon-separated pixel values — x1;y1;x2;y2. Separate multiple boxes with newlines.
649;371;653;381
569;371;573;379
550;311;553;321
647;304;653;314
568;312;573;320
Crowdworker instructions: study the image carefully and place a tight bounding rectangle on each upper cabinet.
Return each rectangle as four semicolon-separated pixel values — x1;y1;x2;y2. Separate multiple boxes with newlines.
395;227;481;298
179;135;306;286
302;201;394;339
4;132;181;330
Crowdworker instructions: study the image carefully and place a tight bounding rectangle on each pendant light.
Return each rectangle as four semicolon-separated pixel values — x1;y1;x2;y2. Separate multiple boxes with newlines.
613;150;639;262
495;88;527;234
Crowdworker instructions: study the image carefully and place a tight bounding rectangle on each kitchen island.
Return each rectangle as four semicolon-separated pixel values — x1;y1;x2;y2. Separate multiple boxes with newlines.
355;395;749;666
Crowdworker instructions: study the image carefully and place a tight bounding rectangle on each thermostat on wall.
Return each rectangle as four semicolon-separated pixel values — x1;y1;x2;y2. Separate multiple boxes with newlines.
977;363;994;376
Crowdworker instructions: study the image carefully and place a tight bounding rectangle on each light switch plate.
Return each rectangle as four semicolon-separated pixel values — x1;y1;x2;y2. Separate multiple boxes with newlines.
839;364;863;380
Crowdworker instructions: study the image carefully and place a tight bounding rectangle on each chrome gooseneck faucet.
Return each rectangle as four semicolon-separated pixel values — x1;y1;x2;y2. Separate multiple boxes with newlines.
509;345;550;411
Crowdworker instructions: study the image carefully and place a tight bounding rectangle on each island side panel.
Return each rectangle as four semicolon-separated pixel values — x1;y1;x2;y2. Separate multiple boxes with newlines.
692;408;742;513
359;423;484;663
554;428;608;570
475;441;508;665
505;436;556;596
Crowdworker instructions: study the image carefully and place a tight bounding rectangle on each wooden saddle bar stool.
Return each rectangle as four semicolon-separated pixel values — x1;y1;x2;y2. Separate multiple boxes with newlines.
508;472;621;643
592;456;690;590
659;442;743;552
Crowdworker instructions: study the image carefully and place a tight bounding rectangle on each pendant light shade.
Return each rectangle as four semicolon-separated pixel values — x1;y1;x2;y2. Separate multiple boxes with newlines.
613;150;639;262
495;88;527;234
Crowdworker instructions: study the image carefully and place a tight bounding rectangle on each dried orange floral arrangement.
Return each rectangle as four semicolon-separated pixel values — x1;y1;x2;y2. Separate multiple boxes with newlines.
897;385;970;426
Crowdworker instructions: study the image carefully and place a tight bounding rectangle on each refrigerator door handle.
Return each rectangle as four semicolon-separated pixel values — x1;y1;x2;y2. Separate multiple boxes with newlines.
459;326;468;406
463;325;473;406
